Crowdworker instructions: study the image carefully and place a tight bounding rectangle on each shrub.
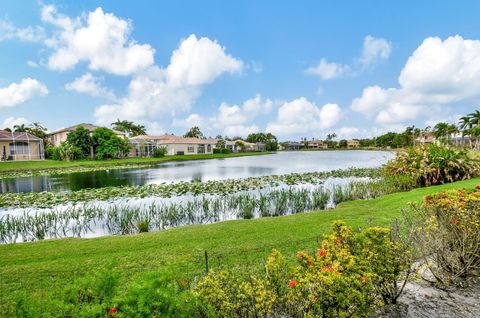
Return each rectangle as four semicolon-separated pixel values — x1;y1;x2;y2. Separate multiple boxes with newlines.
152;147;167;158
57;142;83;161
220;148;231;154
45;146;61;160
212;148;221;154
196;221;412;317
385;145;480;186
92;128;130;160
404;186;480;284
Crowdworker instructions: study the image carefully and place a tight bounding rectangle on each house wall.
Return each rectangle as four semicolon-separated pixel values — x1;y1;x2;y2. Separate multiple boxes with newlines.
50;131;69;147
0;140;44;161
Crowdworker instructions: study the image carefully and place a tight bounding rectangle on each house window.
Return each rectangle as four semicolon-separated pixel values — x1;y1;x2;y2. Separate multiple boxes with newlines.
197;145;205;154
9;142;29;155
187;145;195;153
207;144;212;152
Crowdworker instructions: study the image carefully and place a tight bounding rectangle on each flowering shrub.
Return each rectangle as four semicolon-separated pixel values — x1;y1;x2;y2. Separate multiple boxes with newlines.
385;145;479;186
195;221;412;317
406;186;480;283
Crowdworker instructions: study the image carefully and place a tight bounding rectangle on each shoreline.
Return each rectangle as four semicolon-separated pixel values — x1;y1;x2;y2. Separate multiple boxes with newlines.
0;151;273;179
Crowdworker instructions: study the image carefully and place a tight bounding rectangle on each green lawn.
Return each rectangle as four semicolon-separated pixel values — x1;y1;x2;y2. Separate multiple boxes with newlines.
0;152;271;173
1;177;479;308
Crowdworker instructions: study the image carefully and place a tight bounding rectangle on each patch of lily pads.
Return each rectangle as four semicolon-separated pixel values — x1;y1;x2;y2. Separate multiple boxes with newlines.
0;167;381;209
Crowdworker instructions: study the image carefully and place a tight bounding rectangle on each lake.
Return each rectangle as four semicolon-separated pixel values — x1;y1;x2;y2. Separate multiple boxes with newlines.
0;150;395;194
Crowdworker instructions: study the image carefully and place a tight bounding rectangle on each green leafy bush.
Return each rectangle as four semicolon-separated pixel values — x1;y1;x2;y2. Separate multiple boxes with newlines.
92;128;130;160
57;142;83;161
45;146;61;160
385;145;480;186
196;221;412;317
153;147;167;158
405;186;480;284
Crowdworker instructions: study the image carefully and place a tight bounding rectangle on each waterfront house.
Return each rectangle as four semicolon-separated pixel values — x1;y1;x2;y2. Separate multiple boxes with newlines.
0;130;44;161
129;135;216;156
49;123;126;147
308;139;327;149
347;139;360;148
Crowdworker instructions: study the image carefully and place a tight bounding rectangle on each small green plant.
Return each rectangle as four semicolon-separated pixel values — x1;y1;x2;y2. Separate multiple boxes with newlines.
152;147;167;158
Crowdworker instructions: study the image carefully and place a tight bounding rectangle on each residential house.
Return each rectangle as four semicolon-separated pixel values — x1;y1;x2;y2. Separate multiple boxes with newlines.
414;132;436;145
347;139;360;148
0;130;44;161
308;139;327;149
49;123;126;147
129;135;216;156
284;141;303;151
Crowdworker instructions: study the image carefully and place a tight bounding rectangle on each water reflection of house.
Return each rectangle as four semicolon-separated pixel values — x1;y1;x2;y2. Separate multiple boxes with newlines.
0;130;45;161
129;135;216;156
347;139;360;148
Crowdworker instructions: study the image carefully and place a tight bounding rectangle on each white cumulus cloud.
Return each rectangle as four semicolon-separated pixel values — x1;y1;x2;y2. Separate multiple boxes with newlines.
359;35;392;66
65;73;115;100
266;97;342;136
1;117;31;129
0;78;48;108
351;35;480;126
94;34;243;126
0;19;45;42
42;5;155;75
304;58;351;80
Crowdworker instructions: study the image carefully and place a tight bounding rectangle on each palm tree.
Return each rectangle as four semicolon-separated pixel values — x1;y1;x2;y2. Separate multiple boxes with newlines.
432;122;449;144
466;110;480;149
13;124;27;132
468;110;480;126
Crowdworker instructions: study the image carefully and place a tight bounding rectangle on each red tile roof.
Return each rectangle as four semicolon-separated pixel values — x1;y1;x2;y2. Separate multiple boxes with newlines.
0;130;42;141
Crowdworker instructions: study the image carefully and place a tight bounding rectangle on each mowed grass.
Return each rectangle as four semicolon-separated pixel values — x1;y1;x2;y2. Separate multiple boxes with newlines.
0;152;272;173
1;178;479;307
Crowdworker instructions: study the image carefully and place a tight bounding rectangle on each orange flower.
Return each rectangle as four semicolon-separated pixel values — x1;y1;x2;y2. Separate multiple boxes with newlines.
306;261;313;267
109;307;118;315
288;279;297;288
179;279;189;286
317;248;327;258
321;266;334;272
476;185;480;190
451;218;459;225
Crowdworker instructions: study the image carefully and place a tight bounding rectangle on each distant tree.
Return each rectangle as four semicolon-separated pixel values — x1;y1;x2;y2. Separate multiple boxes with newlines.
246;133;278;151
433;122;450;144
66;126;93;159
111;119;146;137
92;128;130;160
13;124;27;132
235;140;247;152
27;122;50;147
216;139;226;149
326;133;337;141
339;139;348;148
3;127;11;132
184;126;203;138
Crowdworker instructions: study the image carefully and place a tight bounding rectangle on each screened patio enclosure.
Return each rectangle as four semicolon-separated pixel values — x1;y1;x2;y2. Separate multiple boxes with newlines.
0;130;45;161
128;139;158;157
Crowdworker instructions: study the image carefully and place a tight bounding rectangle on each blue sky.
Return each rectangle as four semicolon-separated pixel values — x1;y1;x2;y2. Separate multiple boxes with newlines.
1;1;480;140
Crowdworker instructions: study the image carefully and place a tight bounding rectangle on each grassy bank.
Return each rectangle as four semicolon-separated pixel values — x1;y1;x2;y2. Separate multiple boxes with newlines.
0;152;272;177
1;177;478;309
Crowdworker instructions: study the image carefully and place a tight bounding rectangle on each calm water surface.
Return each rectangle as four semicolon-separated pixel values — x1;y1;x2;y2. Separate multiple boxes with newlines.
0;150;394;194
